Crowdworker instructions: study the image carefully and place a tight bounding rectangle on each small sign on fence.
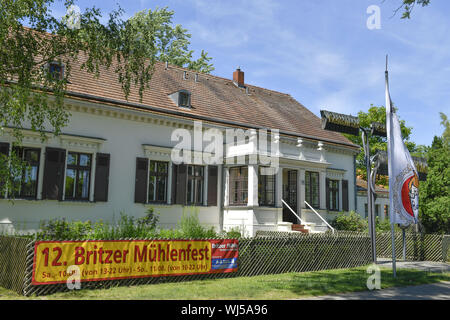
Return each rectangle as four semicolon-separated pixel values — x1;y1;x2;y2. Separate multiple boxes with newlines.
32;239;238;285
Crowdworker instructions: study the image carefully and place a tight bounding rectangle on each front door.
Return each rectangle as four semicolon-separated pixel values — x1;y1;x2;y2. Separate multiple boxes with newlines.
283;170;298;223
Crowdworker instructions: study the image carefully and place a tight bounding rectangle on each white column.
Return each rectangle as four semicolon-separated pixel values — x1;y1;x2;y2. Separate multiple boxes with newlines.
318;141;326;163
275;167;283;208
167;161;173;204
223;167;229;207
203;165;208;206
89;152;97;202
299;169;305;210
247;164;258;207
37;147;46;200
297;169;302;215
297;138;305;160
319;170;327;210
217;164;222;208
61;150;69;201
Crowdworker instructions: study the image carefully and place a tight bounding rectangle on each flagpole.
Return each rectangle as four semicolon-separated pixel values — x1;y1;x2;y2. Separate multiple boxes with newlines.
385;55;397;278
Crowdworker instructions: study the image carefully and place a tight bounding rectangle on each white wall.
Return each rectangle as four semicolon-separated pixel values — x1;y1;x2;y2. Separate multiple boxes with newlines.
356;193;390;221
0;101;222;233
0;99;358;235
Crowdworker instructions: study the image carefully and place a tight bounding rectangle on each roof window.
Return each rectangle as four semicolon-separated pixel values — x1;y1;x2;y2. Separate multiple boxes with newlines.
169;90;191;108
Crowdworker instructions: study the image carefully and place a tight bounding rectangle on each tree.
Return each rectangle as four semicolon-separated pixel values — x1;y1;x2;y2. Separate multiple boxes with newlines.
127;8;214;74
419;113;450;234
0;0;213;197
343;105;419;186
439;112;450;144
396;0;431;19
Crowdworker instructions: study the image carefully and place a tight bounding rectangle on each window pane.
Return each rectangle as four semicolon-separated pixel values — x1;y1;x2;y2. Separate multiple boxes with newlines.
187;179;194;204
24;149;39;163
258;168;275;206
65;169;76;199
148;176;156;202
67;153;77;166
76;170;90;199
79;154;91;167
156;176;167;202
179;92;189;107
229;167;248;205
149;161;156;173
196;179;203;204
22;166;38;197
157;162;168;173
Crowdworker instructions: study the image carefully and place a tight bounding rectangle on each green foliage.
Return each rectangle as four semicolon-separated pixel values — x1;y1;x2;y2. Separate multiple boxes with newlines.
374;216;401;233
331;211;402;233
137;207;160;230
0;1;214;196
37;218;93;240
397;0;431;19
127;8;214;74
223;227;242;239
35;207;222;240
331;211;368;232
419;128;450;234
344;105;419;186
0;147;29;197
177;207;218;238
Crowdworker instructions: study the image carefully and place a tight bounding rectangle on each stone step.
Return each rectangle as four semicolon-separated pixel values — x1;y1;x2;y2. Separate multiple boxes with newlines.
291;224;309;234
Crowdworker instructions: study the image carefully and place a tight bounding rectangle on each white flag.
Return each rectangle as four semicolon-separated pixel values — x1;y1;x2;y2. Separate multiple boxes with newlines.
386;70;419;227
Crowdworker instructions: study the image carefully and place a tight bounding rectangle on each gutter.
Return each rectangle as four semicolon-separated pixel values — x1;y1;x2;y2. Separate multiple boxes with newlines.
65;90;361;150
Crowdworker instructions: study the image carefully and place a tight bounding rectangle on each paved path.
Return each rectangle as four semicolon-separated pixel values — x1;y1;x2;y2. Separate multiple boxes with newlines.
376;258;450;273
303;260;450;300
305;281;450;300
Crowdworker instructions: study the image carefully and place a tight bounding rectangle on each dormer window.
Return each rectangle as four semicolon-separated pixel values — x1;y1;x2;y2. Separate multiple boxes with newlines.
169;90;191;108
179;91;190;108
45;62;64;80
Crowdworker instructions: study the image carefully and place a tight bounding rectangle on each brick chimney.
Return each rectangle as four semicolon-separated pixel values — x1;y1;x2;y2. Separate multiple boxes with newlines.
233;67;245;87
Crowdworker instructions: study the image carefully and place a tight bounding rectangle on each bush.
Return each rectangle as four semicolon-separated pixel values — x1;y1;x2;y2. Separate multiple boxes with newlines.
37;218;93;240
35;207;222;240
223;227;242;239
37;209;160;240
331;211;368;232
177;207;218;238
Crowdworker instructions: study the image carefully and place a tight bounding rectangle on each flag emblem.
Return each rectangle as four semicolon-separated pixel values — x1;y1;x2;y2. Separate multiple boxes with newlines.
401;172;419;218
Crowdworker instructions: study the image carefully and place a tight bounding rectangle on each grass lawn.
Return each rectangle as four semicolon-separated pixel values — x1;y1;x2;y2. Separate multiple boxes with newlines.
0;266;448;300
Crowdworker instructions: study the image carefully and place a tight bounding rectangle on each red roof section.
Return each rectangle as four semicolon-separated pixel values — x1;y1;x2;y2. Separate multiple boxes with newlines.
66;56;358;148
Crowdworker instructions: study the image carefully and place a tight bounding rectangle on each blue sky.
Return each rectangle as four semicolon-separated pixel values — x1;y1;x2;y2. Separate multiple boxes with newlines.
50;0;450;146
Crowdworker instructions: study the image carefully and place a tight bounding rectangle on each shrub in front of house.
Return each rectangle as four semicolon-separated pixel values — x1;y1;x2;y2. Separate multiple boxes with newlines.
35;207;227;240
331;211;368;232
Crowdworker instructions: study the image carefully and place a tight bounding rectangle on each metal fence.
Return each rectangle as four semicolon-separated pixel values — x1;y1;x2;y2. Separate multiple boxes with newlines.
376;231;449;262
0;236;31;294
0;231;448;296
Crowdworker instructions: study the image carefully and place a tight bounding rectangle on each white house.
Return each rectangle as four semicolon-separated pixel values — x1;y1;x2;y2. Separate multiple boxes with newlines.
0;60;360;236
355;178;390;221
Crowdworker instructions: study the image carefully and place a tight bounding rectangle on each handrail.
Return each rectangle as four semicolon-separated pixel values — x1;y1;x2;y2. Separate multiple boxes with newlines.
281;199;304;225
304;201;335;233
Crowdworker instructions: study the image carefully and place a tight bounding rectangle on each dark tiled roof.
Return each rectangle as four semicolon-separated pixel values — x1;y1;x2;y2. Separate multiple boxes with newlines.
356;178;389;194
66;57;358;148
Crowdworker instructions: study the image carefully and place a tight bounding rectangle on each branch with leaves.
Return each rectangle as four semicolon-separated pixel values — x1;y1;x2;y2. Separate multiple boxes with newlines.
0;0;214;197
